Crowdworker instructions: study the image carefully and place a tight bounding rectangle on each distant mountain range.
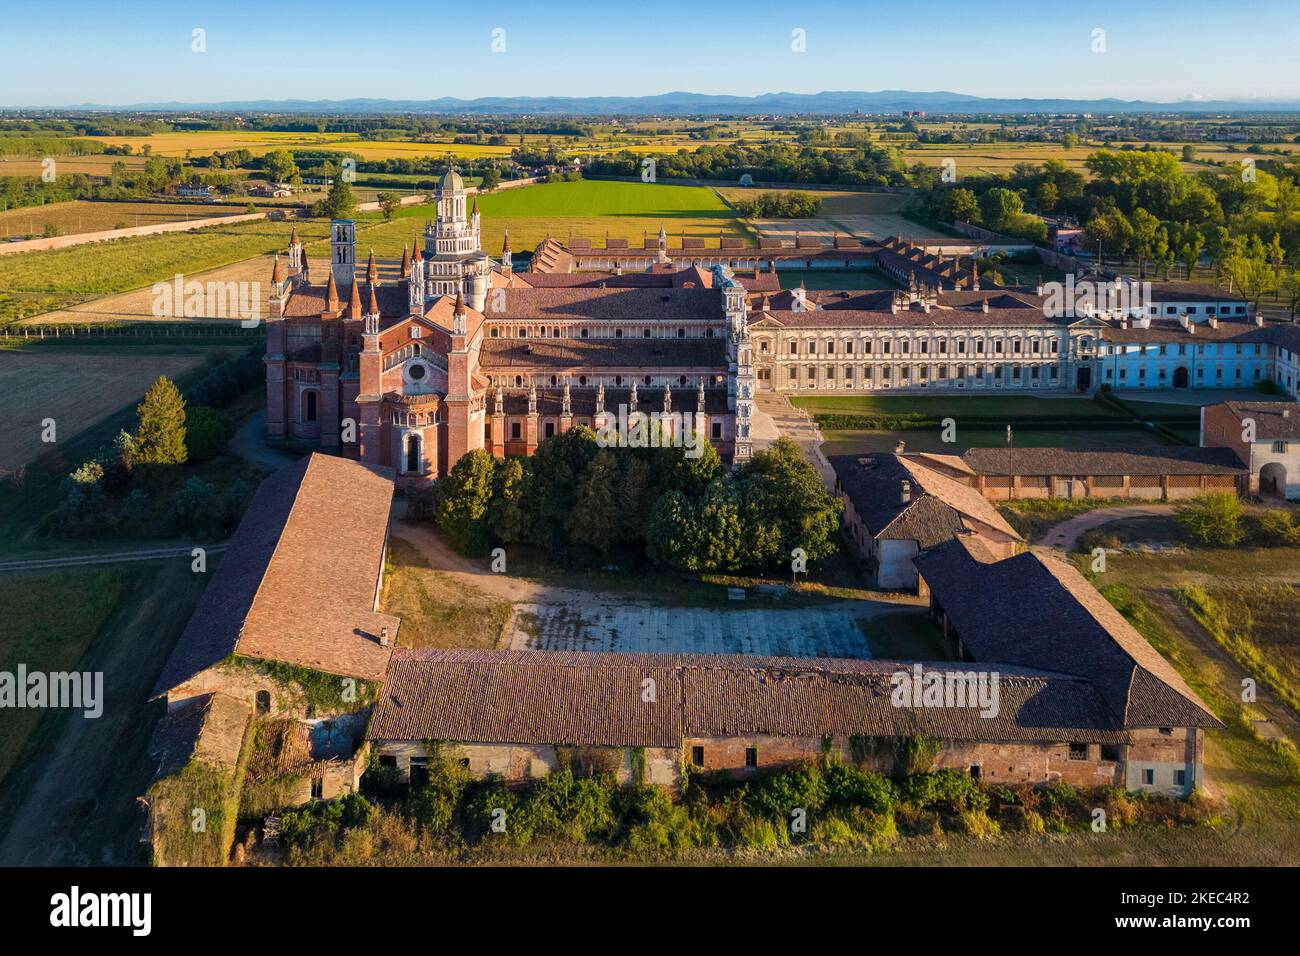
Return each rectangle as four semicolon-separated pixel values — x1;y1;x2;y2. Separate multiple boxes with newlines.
26;90;1300;116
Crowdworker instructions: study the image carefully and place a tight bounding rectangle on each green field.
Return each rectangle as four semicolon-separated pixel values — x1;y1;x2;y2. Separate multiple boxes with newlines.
820;425;1183;457
366;178;750;256
781;269;899;291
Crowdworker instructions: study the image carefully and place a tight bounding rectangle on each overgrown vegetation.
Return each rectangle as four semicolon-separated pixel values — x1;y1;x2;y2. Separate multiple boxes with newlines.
269;750;1219;864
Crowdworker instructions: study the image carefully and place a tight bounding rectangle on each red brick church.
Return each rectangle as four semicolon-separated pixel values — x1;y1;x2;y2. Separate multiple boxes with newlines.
265;169;759;484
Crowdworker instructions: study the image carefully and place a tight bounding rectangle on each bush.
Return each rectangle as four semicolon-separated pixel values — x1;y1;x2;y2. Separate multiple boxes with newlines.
185;405;233;462
823;762;894;814
1175;492;1245;546
1254;508;1300;546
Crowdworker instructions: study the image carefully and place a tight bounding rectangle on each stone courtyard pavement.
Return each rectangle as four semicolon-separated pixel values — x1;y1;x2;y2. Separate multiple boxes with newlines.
507;603;872;658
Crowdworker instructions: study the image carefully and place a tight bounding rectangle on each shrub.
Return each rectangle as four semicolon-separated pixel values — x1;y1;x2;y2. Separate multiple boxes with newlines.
185;405;233;462
1175;492;1245;546
1254;508;1300;547
134;375;187;465
898;769;989;813
743;762;828;818
823;761;894;814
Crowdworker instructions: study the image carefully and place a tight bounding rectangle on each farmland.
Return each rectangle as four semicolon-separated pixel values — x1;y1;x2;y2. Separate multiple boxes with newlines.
0;200;245;240
0;218;332;326
0;347;225;471
370;178;749;252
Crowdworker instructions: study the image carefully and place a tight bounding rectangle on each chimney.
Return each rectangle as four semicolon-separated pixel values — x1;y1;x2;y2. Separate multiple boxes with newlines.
894;439;907;454
900;480;911;504
379;626;390;647
1283;410;1291;419
1179;314;1189;329
1208;316;1219;329
1255;314;1264;327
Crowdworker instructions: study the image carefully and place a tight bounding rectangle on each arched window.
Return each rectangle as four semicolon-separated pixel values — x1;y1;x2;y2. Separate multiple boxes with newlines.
405;434;421;474
304;391;318;423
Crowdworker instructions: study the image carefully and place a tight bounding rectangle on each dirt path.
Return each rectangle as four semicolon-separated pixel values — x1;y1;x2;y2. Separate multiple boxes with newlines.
1146;588;1300;743
1035;504;1177;552
0;542;227;574
0;560;209;865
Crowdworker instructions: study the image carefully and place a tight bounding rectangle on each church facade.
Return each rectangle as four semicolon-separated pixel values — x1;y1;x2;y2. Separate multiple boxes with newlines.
264;170;756;485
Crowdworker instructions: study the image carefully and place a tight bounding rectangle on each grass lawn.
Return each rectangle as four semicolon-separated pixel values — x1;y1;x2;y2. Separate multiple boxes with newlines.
857;611;951;661
780;269;899;291
0;567;126;786
793;394;1128;420
380;538;512;649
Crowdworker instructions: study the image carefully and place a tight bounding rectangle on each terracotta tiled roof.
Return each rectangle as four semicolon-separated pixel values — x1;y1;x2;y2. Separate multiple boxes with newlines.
481;336;726;369
1211;401;1300;440
152;454;400;698
958;446;1247;477
830;454;1021;545
485;287;722;321
912;540;1219;729
369;649;1127;747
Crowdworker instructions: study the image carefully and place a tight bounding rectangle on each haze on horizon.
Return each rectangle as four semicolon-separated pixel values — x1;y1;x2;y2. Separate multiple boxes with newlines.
1;0;1297;108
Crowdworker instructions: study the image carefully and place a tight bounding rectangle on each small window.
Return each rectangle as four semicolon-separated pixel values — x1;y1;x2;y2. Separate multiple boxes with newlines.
744;747;758;768
255;690;271;715
378;754;397;768
1174;769;1187;786
510;421;521;440
1158;727;1173;736
544;422;556;438
310;778;323;799
711;421;722;440
969;764;981;779
1142;768;1155;786
1068;742;1088;761
409;757;429;787
691;746;704;767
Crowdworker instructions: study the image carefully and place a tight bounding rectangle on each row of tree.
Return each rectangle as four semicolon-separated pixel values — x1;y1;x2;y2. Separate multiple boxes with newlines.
431;432;842;574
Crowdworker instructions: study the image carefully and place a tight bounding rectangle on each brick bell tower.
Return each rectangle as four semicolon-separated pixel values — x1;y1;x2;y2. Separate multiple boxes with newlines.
444;291;486;468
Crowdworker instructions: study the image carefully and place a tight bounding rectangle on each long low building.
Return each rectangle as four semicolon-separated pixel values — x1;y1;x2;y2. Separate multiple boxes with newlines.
906;446;1246;500
914;536;1219;795
368;634;1215;794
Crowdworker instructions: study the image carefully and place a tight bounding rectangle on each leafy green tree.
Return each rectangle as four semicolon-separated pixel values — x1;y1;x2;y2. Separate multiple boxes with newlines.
568;448;625;554
490;456;533;544
318;178;356;219
376;191;400;220
134;376;187;465
645;490;698;570
478;167;501;191
737;438;841;568
262;149;300;185
691;478;744;572
185;406;233;462
978;187;1024;233
434;449;496;556
526;426;599;553
1176;492;1245;547
946;188;980;224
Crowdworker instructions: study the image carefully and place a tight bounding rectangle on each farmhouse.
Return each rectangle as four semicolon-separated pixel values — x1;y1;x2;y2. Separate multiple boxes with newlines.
905;446;1247;500
368;642;1213;795
151;452;399;717
914;536;1219;795
1201;400;1300;499
829;453;1022;589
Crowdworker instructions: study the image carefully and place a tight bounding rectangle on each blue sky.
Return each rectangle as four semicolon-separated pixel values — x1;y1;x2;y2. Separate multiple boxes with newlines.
1;0;1297;106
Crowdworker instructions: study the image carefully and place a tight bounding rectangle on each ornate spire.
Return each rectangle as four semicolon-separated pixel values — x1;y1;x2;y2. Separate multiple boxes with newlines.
366;247;378;284
697;377;706;413
289;225;299;246
348;277;362;317
454;289;465;315
663;381;672;414
271;253;284;285
562;377;572;416
629;380;639;413
528;379;537;415
367;282;379;317
502;230;511;255
400;244;411;279
325;270;339;312
595;379;605;414
411;237;421;263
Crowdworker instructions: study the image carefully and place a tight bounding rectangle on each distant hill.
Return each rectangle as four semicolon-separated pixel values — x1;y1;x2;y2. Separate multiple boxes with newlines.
35;90;1300;116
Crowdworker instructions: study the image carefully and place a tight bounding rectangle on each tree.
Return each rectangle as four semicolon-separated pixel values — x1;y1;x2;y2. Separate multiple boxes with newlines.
1130;207;1161;278
979;187;1024;233
478;167;501;191
525;426;599;553
317;178;356;219
172;475;216;536
434;450;496;556
1175;492;1245;547
567;449;625;554
376;191;400;221
1181;144;1197;163
946;188;980;224
1034;180;1058;214
736;438;841;568
645;490;698;570
185;406;233;462
490;456;532;544
262;149;300;185
134;376;187;465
